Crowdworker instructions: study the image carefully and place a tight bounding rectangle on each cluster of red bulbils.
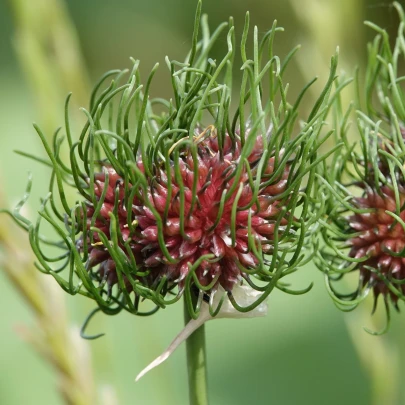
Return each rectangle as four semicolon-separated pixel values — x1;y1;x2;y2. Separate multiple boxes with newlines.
79;128;290;295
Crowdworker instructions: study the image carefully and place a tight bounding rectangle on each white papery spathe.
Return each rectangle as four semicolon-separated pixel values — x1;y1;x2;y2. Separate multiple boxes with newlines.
135;283;268;381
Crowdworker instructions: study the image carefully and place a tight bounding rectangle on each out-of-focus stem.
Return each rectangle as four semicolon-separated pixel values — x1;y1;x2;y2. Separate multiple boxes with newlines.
8;0;90;133
290;0;364;105
2;1;101;404
346;305;399;405
0;205;96;405
8;0;116;372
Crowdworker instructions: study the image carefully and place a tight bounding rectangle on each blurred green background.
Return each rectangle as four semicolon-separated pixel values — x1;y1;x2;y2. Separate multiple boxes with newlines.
0;0;404;404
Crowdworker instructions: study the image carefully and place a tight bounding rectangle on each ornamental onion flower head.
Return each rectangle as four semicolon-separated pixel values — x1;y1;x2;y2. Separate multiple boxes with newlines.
317;2;405;331
7;3;338;327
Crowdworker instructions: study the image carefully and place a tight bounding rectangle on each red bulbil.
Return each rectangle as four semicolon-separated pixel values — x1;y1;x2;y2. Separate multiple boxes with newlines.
82;130;290;294
348;186;405;303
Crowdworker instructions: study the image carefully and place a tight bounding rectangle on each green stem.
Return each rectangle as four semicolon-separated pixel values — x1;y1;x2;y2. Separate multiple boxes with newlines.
184;299;209;405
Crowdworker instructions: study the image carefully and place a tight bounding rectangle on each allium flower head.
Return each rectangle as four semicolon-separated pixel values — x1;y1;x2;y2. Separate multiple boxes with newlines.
7;6;338;324
318;2;405;329
348;186;405;304
85;127;290;296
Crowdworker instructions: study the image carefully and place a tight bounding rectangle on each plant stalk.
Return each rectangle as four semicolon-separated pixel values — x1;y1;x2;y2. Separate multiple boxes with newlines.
184;299;209;405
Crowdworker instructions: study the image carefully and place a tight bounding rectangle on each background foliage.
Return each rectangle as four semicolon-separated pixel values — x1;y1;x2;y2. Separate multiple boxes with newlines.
0;0;402;404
